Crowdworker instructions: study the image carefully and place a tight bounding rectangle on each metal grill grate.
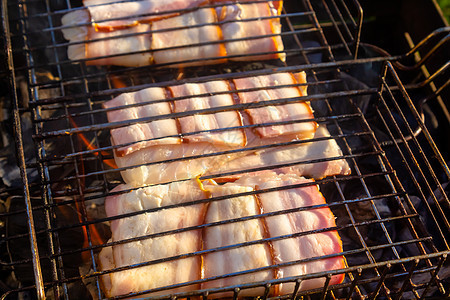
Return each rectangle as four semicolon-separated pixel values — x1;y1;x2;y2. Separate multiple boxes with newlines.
1;0;449;299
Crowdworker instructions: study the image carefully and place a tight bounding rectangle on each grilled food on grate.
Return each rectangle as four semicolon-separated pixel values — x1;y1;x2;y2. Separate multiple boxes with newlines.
83;0;282;30
99;171;344;298
61;0;285;67
104;71;321;186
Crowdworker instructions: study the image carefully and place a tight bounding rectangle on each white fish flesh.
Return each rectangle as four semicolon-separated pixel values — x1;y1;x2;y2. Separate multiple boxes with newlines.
206;125;351;180
113;141;240;186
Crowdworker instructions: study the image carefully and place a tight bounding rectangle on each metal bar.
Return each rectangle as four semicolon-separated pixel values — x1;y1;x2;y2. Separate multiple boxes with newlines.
419;254;447;298
385;62;450;180
345;268;362;300
394;259;419;300
370;264;391;300
378;63;450;246
1;0;45;298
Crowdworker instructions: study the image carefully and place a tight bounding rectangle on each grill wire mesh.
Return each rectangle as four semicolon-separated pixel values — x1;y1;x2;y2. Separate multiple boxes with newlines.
0;0;449;299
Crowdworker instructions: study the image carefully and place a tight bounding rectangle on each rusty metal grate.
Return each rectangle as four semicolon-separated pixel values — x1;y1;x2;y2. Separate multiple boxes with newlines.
0;0;449;299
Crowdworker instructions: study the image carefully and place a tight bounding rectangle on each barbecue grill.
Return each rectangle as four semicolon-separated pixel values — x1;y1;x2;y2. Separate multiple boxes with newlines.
0;0;449;299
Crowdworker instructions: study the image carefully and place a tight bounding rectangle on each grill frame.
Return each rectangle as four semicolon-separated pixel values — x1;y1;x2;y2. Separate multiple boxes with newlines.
0;0;449;299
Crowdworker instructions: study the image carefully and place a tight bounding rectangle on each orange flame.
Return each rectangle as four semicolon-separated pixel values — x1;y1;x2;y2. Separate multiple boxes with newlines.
67;115;115;261
76;157;104;262
111;75;128;89
68;116;117;169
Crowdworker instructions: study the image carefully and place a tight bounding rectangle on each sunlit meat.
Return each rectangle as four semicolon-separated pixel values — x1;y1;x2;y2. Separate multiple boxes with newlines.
61;10;152;67
202;184;273;297
151;8;227;67
235;171;345;294
217;1;285;62
233;72;316;140
169;80;245;146
98;180;208;297
83;0;207;29
103;87;180;156
99;172;344;298
61;1;286;67
104;72;319;186
206;125;351;180
83;0;281;30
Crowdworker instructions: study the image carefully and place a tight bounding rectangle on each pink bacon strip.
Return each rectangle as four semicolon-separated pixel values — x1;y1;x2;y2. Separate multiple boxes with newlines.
217;1;285;62
233;72;316;140
103;87;180;156
151;7;227;67
169;80;245;147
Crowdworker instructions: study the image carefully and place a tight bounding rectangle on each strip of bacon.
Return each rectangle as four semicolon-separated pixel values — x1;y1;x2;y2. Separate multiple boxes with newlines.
233;72;316;140
84;0;208;30
98;180;208;297
61;1;285;67
169;80;245;146
202;184;273;297
217;1;285;62
83;0;278;30
103;87;180;156
151;7;227;67
61;10;152;67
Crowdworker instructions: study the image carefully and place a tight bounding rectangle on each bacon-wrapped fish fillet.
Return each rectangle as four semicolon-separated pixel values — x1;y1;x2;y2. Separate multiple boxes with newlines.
104;72;317;186
99;172;344;298
61;1;285;67
98;180;208;297
105;80;246;186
